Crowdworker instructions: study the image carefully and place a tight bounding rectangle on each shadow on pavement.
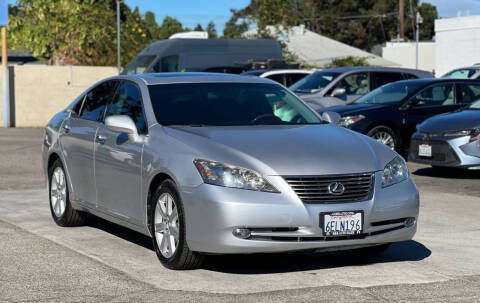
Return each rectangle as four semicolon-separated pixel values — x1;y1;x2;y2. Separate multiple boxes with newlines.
412;166;480;179
84;215;431;274
203;240;431;274
86;214;154;251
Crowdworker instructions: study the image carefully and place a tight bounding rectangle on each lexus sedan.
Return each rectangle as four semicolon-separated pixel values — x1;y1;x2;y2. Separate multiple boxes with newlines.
409;99;480;169
319;79;480;153
43;73;419;270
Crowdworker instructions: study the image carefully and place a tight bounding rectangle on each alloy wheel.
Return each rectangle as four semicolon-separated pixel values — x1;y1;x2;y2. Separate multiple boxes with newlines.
154;193;180;258
371;131;395;150
50;167;67;217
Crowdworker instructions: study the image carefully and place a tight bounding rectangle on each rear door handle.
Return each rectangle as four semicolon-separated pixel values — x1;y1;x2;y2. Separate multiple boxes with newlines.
95;135;106;144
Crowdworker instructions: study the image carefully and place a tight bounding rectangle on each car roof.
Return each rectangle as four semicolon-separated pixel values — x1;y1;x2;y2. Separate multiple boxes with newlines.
390;78;480;86
314;66;432;76
261;69;314;77
123;72;276;85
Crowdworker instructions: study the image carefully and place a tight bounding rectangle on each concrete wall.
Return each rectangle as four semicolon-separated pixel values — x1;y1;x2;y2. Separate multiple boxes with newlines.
435;15;480;76
1;65;117;127
382;42;436;74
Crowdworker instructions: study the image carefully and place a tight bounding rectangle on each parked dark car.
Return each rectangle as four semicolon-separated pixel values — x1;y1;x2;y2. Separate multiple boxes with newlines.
291;66;433;109
409;99;480;169
319;79;480;153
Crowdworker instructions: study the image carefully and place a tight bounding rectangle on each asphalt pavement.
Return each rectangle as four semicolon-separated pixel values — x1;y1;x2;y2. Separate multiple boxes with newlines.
1;128;480;302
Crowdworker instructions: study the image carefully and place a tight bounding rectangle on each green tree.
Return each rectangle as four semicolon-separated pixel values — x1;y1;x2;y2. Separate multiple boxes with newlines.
223;8;250;38
158;16;184;39
418;2;438;40
144;11;160;40
8;0;117;65
326;56;370;68
194;24;204;31
206;21;217;38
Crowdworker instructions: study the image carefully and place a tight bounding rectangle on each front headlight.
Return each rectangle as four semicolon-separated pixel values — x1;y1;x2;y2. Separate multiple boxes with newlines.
337;115;365;127
193;159;279;193
443;130;474;137
382;156;409;188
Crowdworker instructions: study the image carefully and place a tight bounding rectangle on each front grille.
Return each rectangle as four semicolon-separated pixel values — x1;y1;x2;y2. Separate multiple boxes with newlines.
409;139;460;165
284;173;374;203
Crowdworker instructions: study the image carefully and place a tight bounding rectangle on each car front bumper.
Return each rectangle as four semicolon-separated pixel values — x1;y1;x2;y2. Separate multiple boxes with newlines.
409;133;480;169
180;171;419;254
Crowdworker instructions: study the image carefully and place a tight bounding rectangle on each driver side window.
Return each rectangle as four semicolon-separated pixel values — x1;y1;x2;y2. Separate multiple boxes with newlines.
412;83;455;107
334;72;369;96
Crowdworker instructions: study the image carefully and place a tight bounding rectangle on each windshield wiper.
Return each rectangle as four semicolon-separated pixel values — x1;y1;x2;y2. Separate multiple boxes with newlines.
167;124;213;127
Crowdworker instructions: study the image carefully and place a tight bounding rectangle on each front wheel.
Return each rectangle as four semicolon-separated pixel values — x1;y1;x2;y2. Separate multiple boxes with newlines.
150;180;204;270
366;125;399;151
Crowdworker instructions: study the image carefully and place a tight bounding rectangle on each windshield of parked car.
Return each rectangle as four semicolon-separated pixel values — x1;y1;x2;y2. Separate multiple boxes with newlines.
354;81;424;104
442;68;478;79
289;71;340;94
123;55;156;75
469;100;480;109
148;83;323;126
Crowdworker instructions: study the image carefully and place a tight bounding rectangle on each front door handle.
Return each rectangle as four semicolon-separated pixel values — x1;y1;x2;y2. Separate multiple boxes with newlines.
95;135;106;144
62;124;71;134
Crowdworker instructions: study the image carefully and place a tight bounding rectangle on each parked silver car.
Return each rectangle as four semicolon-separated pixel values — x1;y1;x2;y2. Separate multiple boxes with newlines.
409;99;480;169
43;73;419;269
290;66;433;109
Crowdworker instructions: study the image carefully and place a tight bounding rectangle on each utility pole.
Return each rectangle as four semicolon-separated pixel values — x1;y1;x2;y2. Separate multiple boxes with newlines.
116;0;121;74
1;0;9;127
415;12;423;69
399;0;405;39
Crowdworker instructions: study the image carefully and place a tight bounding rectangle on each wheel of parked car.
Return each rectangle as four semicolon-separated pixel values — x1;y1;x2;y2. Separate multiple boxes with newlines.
150;180;204;270
367;126;398;151
48;159;87;227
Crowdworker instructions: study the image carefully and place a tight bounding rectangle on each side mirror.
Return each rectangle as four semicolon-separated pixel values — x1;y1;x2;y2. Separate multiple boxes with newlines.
321;111;341;124
330;87;346;97
105;115;139;142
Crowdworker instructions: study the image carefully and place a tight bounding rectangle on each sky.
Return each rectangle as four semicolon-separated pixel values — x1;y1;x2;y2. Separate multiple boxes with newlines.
124;0;250;35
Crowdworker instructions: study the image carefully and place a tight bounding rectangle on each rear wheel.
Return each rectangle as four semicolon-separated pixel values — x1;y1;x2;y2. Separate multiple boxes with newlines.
48;159;86;227
150;180;204;270
367;125;398;151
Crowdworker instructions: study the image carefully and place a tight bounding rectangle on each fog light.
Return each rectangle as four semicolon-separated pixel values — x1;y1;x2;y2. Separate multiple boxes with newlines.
233;228;251;239
404;217;416;227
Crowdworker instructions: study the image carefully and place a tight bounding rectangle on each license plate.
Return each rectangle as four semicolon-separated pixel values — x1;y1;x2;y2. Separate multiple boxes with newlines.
320;211;363;236
419;144;432;157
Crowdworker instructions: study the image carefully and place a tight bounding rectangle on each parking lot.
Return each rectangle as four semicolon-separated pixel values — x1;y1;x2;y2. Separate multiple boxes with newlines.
1;128;480;302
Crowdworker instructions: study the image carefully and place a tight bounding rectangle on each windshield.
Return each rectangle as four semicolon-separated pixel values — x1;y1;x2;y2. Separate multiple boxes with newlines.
469;100;480;109
354;81;424;104
123;55;156;75
442;68;478;79
148;83;323;126
289;71;340;94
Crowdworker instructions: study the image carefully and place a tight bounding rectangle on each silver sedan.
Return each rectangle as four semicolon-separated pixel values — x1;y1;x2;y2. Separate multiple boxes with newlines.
43;73;419;269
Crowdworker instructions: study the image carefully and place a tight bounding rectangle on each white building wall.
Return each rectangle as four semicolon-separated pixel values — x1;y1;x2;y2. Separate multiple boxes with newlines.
435;15;480;76
382;42;436;74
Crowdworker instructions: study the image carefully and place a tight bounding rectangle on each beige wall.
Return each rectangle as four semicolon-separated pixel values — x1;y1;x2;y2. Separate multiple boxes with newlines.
1;65;117;127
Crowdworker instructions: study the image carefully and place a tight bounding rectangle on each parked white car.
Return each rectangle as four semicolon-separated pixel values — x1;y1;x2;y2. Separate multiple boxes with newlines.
242;69;314;87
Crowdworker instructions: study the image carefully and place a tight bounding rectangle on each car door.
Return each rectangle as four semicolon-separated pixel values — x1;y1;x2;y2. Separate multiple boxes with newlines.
59;80;118;206
94;80;147;225
402;82;461;140
328;72;370;102
458;83;480;105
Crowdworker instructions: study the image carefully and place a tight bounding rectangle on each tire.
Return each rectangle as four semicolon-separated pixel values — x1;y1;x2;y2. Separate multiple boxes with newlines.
150;180;204;270
48;159;87;227
366;125;399;151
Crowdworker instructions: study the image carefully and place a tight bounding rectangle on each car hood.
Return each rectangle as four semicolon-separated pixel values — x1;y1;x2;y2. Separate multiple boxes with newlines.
417;109;480;133
163;124;397;176
323;103;391;116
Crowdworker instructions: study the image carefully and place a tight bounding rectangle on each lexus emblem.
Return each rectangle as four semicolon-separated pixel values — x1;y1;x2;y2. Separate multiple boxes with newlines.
328;182;345;195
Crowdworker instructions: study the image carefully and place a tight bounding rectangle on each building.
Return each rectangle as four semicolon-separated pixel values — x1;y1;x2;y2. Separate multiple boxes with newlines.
244;26;399;68
435;15;480;76
382;42;436;74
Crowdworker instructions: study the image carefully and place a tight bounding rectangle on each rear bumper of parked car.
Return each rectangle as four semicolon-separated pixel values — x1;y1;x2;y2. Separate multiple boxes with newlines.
180;172;419;254
409;133;480;169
